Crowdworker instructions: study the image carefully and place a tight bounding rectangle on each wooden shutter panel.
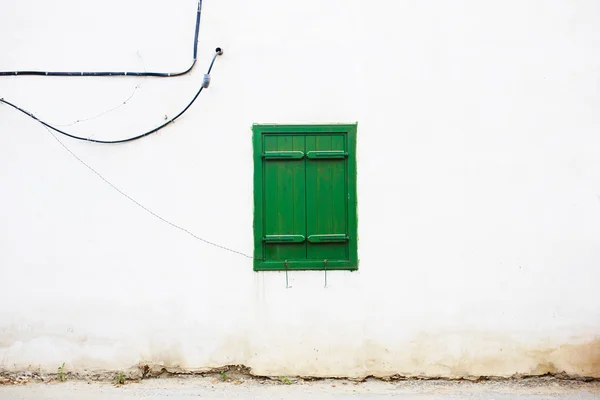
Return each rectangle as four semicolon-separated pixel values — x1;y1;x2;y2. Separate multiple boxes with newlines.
262;135;306;260
305;134;349;261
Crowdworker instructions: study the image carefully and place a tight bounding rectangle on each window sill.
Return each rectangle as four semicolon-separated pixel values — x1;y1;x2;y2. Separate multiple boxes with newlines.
254;259;358;271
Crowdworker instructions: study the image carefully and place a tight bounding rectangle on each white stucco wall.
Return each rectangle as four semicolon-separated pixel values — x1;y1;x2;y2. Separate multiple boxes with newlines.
1;0;599;378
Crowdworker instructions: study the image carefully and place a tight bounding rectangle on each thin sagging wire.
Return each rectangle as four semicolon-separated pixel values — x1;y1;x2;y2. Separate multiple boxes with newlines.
42;124;254;259
51;52;149;128
52;84;141;128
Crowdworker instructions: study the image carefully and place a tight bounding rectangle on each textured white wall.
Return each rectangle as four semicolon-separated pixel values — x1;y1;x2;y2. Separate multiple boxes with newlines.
0;0;599;377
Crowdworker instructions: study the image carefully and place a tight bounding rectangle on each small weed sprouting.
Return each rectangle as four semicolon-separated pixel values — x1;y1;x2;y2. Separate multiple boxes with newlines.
219;372;228;382
57;363;66;382
279;376;292;385
115;372;126;385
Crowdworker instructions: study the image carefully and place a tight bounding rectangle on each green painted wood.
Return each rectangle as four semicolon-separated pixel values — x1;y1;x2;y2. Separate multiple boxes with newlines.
330;134;348;257
252;125;264;264
306;150;347;159
306;134;348;261
252;124;358;271
255;259;354;271
264;235;305;243
262;135;306;261
307;234;348;243
263;151;304;159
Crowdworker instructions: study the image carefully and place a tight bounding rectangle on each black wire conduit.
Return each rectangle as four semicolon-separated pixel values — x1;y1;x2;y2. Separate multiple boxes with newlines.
0;0;204;77
0;49;223;144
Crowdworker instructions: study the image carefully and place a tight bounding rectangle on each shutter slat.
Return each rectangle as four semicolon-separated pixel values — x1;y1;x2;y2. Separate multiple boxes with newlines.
264;235;306;243
308;234;349;243
263;151;304;160
306;150;347;159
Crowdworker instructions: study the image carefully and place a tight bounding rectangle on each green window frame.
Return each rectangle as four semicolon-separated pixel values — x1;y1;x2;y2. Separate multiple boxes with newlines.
253;123;358;271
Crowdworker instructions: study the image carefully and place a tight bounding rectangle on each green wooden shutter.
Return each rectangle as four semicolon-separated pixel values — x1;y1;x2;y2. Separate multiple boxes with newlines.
253;124;357;271
262;135;306;261
305;134;349;261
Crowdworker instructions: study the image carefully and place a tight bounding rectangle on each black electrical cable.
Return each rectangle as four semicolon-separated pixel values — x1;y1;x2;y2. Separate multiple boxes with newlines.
0;0;203;77
0;49;223;144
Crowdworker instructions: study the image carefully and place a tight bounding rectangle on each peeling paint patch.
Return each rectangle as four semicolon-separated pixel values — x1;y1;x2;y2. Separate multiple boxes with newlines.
1;332;599;379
